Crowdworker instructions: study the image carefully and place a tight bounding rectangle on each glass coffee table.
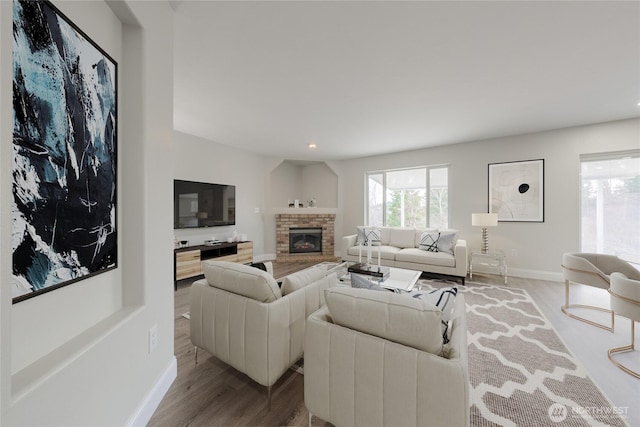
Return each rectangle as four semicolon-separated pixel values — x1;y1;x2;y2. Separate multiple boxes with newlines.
319;261;421;292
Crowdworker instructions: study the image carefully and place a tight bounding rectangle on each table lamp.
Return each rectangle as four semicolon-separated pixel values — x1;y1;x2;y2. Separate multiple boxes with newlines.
472;213;498;253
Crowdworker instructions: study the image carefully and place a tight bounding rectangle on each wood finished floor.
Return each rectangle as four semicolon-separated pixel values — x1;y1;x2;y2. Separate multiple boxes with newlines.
148;262;639;427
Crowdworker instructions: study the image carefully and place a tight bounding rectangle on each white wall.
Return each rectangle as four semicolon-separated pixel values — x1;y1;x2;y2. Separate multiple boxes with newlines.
270;160;301;208
174;119;640;278
340;118;640;280
173;131;272;258
270;161;338;208
1;1;175;425
173;135;347;261
301;163;339;208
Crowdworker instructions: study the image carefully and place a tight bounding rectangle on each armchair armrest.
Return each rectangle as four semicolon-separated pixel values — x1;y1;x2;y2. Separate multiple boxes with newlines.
453;239;468;276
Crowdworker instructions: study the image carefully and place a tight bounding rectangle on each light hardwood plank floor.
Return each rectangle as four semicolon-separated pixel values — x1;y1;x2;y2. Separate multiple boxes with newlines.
148;263;639;427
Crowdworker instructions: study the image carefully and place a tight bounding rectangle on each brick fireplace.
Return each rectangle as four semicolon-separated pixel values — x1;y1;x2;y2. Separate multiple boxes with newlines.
276;213;337;262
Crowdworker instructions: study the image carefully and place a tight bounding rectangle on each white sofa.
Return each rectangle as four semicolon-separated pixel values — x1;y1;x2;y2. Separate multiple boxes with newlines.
189;261;337;406
342;227;468;283
305;287;469;427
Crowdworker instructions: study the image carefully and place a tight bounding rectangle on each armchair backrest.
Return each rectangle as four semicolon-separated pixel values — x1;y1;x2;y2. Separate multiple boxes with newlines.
610;272;640;321
563;253;640;289
202;260;282;302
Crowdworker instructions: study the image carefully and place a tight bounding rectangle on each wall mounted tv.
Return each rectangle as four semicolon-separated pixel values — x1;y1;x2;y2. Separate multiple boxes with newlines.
174;180;236;228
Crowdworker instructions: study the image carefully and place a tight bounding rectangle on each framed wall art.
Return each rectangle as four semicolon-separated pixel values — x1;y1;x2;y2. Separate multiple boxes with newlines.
488;159;544;222
12;0;118;303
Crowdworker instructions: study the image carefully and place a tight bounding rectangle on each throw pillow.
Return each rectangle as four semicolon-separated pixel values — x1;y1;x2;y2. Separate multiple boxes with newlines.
250;261;273;276
364;227;381;246
350;273;385;292
436;231;458;254
408;287;458;343
250;262;267;272
419;232;440;252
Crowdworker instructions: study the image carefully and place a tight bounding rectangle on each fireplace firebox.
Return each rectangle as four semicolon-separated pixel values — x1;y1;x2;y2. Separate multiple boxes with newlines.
289;227;322;254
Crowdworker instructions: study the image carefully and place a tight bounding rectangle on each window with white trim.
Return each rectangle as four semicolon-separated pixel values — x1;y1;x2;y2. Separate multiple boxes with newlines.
366;165;449;229
580;151;640;264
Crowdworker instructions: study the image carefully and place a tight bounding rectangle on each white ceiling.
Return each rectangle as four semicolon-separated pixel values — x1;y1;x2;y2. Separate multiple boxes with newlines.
173;1;640;161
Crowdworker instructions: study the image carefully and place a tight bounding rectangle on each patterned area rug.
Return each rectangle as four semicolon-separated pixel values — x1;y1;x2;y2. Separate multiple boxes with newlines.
419;279;627;427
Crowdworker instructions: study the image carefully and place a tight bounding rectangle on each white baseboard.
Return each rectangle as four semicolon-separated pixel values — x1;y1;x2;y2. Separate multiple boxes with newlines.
126;356;177;427
508;268;563;283
259;252;562;283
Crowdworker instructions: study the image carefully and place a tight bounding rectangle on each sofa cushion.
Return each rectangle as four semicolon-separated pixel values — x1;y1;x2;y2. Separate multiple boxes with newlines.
389;227;417;249
281;265;327;296
419;232;440;252
379;227;391;245
203;261;282;302
324;287;444;354
377;245;402;260
436;230;459;254
396;248;456;267
347;245;400;261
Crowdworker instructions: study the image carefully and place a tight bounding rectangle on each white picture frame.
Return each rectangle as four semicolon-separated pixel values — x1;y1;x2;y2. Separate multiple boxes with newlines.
489;159;544;222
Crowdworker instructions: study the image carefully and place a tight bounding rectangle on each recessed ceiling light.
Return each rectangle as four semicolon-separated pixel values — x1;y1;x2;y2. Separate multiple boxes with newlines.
308;143;317;149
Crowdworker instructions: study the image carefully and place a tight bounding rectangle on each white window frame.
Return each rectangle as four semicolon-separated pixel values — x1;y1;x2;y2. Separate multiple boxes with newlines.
365;164;451;228
579;149;640;263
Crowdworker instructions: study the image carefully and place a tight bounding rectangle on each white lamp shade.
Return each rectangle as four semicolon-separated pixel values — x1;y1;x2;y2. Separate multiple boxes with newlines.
472;213;498;227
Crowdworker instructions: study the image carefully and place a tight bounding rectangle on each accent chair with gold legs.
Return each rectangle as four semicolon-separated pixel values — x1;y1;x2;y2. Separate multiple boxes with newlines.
608;272;640;379
561;253;639;332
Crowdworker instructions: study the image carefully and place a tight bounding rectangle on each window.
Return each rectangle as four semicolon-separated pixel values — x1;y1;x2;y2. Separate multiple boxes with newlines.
366;166;449;228
580;151;640;263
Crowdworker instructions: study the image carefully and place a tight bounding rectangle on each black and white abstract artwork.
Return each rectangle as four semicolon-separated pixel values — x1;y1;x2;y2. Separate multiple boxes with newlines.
12;0;117;303
488;159;544;222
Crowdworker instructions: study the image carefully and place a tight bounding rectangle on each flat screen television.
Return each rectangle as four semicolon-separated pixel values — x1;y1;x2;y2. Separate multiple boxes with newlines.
174;180;236;228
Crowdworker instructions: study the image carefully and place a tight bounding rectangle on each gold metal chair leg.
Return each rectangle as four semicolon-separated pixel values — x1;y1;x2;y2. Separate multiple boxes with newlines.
608;320;639;379
561;279;614;332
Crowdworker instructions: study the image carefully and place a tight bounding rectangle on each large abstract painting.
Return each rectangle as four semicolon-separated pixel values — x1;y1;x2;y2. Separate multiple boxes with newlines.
12;0;117;303
489;159;544;222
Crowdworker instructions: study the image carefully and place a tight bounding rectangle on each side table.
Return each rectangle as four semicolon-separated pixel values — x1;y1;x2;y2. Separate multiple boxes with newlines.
470;250;507;284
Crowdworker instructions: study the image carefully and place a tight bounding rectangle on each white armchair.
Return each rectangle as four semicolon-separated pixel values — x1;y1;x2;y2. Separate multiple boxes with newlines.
304;287;469;427
189;261;337;407
561;253;638;331
608;271;640;378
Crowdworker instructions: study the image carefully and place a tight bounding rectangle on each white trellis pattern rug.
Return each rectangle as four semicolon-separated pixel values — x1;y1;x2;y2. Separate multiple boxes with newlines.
419;280;626;427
